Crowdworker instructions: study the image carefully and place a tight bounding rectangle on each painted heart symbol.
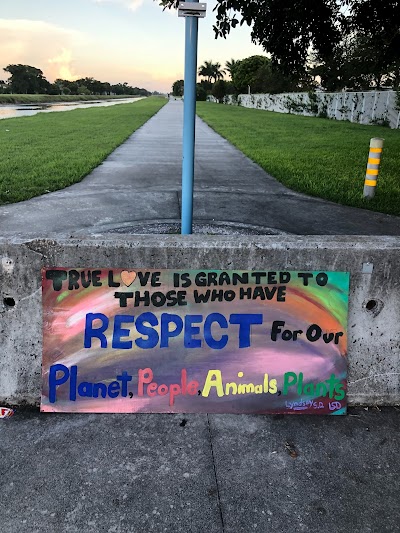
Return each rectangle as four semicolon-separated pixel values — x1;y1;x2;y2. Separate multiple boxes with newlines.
121;270;137;287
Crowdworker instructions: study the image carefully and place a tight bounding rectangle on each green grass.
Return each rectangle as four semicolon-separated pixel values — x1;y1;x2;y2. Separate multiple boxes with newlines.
196;102;400;216
0;94;143;104
0;96;166;204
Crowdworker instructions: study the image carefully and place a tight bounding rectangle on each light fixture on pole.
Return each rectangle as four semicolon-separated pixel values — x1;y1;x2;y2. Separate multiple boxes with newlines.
178;1;207;235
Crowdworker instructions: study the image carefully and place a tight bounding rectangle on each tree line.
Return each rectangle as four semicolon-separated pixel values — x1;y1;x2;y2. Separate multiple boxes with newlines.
172;56;315;102
0;64;152;96
165;0;399;99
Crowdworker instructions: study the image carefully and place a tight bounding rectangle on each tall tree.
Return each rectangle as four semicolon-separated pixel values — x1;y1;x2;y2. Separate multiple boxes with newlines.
196;83;208;101
172;79;184;96
225;59;240;80
3;64;50;94
198;61;215;83
199;60;225;83
232;56;268;93
232;55;299;94
311;30;400;91
159;0;399;83
211;62;225;82
212;79;228;102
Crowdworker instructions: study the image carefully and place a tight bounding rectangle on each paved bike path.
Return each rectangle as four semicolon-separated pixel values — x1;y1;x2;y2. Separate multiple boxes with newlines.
1;100;399;238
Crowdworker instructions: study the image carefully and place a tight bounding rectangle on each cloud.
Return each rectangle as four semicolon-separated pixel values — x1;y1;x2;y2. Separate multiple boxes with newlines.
48;48;80;81
93;0;144;11
92;0;177;14
0;19;85;81
0;19;83;43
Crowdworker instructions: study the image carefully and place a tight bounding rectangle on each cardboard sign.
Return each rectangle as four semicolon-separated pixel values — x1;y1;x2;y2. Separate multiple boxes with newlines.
41;268;349;414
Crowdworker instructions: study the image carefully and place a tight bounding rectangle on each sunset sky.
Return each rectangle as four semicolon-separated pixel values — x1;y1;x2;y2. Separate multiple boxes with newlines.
0;0;264;92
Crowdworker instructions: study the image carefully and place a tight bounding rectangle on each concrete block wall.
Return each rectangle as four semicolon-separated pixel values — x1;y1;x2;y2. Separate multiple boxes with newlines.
221;90;400;129
0;235;399;406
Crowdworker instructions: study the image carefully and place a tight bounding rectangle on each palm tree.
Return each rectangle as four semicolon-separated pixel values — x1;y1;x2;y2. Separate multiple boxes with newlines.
198;60;215;83
199;61;225;83
211;62;225;83
225;59;239;80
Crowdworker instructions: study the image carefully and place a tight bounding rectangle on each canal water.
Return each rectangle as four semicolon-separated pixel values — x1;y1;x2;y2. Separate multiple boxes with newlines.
0;97;146;120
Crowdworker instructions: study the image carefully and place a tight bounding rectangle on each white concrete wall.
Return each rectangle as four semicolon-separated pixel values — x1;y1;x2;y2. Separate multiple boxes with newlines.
1;235;400;406
219;91;400;129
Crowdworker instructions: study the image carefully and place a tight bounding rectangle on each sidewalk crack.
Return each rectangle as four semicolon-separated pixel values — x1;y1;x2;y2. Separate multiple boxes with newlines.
207;414;225;533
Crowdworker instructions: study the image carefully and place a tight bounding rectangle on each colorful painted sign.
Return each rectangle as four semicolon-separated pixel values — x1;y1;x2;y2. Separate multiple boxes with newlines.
41;268;349;415
0;407;14;419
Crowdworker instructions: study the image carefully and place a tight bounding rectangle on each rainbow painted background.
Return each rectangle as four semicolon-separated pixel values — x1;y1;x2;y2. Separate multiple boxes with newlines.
41;269;349;414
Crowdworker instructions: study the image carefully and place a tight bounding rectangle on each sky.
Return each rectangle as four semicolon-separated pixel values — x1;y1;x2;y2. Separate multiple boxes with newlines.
0;0;265;93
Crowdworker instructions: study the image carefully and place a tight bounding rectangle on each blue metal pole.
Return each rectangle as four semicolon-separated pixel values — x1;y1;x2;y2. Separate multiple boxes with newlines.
181;2;199;235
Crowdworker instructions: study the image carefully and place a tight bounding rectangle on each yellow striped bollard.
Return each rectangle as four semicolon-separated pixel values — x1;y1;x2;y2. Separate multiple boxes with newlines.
363;138;384;198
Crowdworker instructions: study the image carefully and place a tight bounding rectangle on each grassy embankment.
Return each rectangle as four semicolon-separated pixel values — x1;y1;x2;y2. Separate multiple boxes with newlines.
0;94;143;105
0;96;166;204
196;102;400;217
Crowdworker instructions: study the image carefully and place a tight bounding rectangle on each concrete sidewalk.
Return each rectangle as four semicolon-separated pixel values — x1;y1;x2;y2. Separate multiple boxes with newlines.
0;100;399;238
1;408;399;533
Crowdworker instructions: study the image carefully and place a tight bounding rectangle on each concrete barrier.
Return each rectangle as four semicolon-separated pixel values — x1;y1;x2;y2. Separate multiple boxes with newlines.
1;235;399;406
